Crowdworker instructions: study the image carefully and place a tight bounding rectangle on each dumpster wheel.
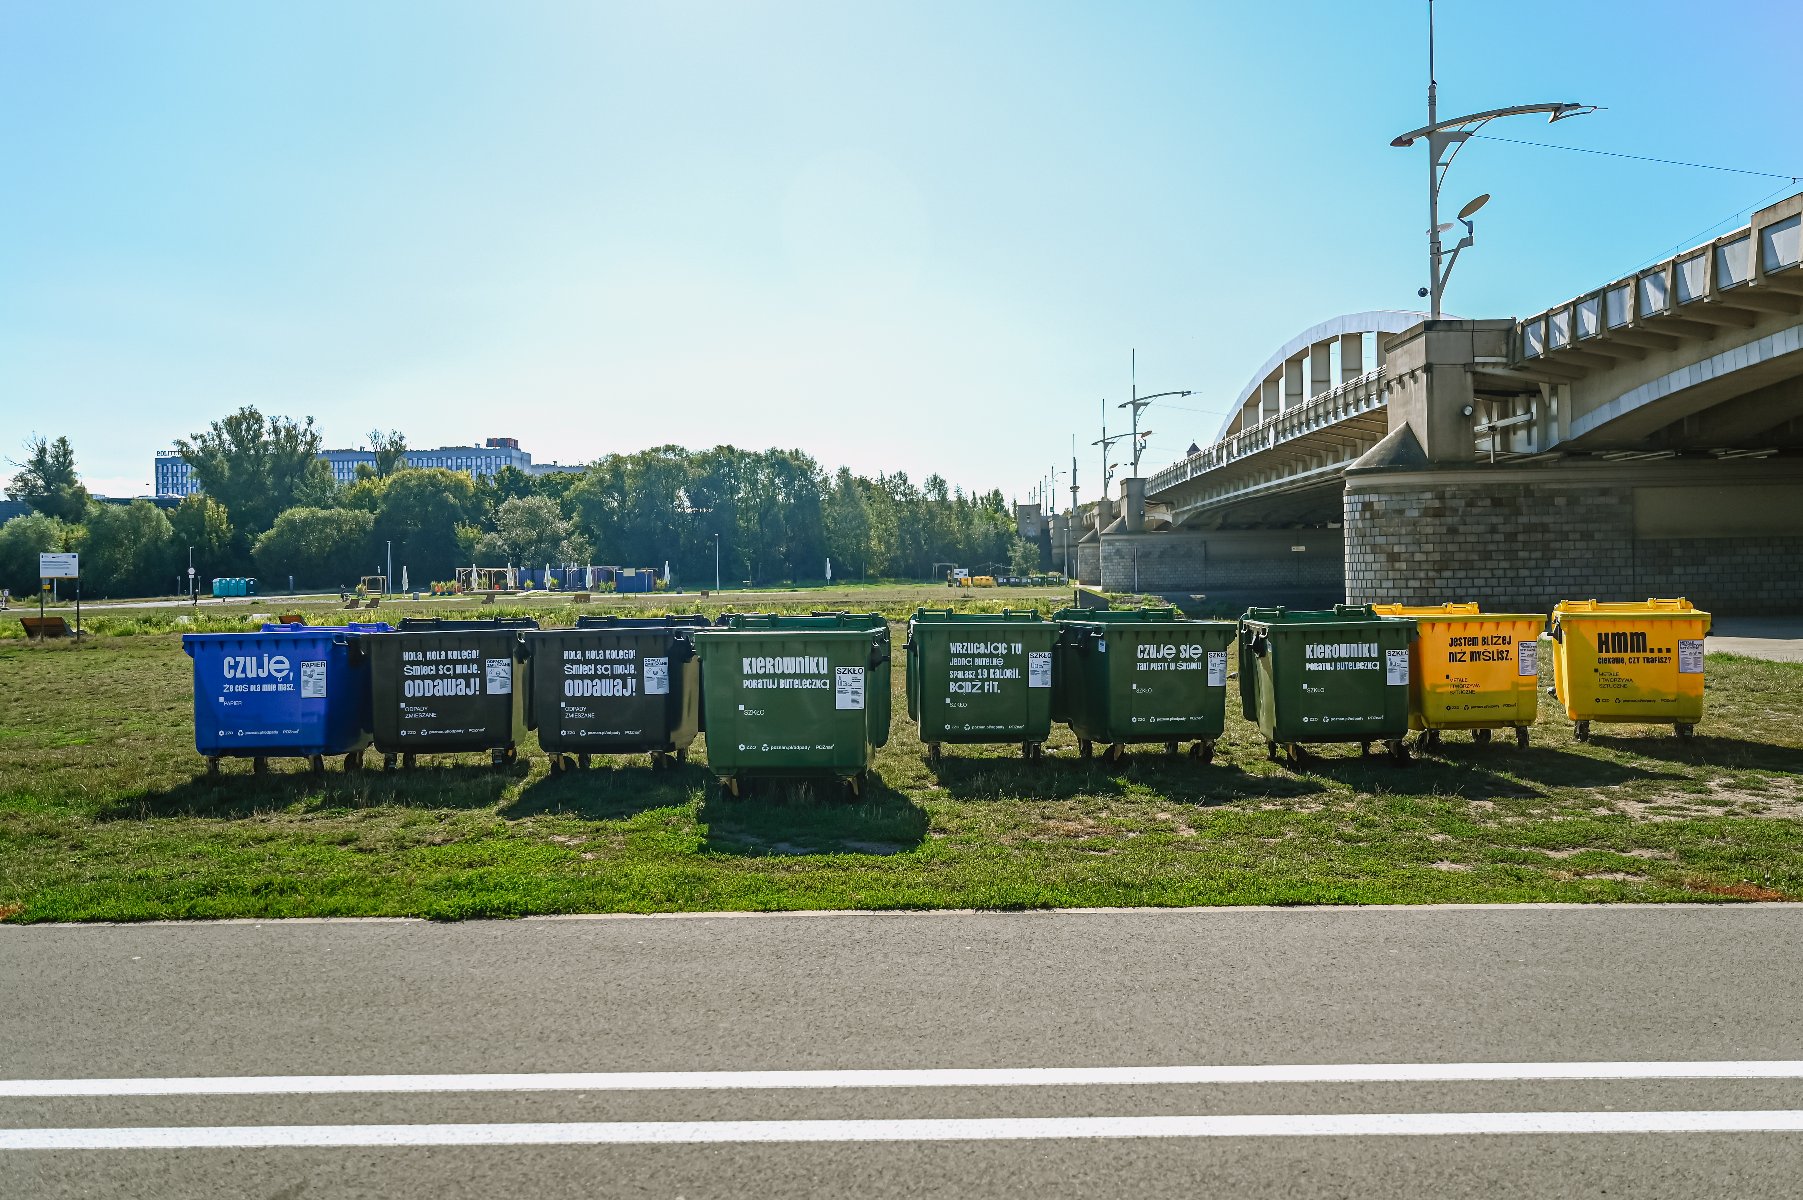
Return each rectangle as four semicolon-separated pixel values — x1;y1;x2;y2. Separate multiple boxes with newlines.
1022;741;1043;762
1190;741;1214;765
1515;727;1530;749
845;773;863;799
205;757;221;778
1418;730;1441;751
344;751;365;773
1164;740;1180;757
402;752;417;769
1675;722;1695;742
1265;740;1279;762
675;749;689;765
1078;739;1094;760
1105;743;1127;765
1574;720;1591;743
1473;728;1492;746
926;742;942;764
1387;739;1410;764
578;753;592;770
548;755;564;777
1284;744;1305;767
382;753;398;772
722;776;741;799
307;754;325;776
252;756;269;776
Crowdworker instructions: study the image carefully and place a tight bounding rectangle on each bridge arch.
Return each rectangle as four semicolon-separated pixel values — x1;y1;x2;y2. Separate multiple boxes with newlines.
1218;311;1426;440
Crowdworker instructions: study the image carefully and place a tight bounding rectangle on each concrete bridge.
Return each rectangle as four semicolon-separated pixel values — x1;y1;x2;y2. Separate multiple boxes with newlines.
1069;192;1803;614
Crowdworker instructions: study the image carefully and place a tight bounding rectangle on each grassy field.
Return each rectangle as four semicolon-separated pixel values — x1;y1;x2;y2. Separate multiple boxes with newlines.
3;584;1800;921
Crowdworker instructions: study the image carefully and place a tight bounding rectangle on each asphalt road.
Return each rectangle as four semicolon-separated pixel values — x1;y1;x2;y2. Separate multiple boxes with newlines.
6;905;1803;1198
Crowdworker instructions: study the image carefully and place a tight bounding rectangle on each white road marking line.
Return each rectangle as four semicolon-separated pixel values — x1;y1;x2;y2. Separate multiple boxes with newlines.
7;1111;1803;1150
5;1061;1803;1099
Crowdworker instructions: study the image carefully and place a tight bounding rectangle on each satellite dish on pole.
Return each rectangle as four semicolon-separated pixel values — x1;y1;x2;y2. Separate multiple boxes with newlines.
1458;193;1491;220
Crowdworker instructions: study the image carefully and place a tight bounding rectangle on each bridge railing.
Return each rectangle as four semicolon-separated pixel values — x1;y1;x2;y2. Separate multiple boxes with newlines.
1148;367;1387;495
1516;202;1803;362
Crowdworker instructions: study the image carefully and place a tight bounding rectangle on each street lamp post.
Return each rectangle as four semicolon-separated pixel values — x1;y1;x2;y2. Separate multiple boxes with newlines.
1391;0;1594;318
385;540;393;595
713;533;721;593
1117;350;1193;478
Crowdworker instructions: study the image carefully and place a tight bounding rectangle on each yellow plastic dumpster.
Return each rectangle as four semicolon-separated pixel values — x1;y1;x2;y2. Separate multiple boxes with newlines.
1372;604;1547;748
1550;598;1710;742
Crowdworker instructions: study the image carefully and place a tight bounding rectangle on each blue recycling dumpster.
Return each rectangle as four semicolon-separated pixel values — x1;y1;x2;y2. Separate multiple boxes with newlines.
182;623;392;776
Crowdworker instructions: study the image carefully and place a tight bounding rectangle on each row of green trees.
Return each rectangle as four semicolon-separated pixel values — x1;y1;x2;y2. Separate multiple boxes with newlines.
2;411;1033;597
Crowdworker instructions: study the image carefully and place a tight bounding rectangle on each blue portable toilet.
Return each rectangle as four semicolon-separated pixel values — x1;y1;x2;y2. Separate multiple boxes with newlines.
182;623;392;775
211;577;227;598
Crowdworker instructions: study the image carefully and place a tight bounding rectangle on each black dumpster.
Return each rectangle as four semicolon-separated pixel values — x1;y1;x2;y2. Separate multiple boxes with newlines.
524;615;708;772
365;617;538;769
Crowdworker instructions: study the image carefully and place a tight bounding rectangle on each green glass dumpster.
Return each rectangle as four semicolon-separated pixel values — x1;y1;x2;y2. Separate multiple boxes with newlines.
1051;607;1238;763
905;608;1055;761
364;617;538;769
1238;605;1416;765
693;612;891;796
523;615;709;773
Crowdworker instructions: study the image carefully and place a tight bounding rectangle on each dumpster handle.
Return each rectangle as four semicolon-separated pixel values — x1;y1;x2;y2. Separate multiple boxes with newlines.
1550;620;1563;644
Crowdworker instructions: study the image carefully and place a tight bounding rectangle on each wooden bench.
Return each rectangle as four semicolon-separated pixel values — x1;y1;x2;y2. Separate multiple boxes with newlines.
19;616;69;639
344;597;362;609
571;593;592;603
278;613;306;624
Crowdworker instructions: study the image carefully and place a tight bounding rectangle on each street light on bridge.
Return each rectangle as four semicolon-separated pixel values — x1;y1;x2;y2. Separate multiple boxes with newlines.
1391;0;1596;320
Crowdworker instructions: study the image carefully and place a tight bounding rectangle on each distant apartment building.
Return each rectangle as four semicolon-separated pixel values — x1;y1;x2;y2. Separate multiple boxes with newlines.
155;437;583;499
154;451;202;499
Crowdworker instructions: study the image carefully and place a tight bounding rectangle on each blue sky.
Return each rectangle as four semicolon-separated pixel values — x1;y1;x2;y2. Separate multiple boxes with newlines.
3;0;1798;502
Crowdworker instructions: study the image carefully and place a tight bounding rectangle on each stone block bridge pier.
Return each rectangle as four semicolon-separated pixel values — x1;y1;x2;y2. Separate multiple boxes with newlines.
1058;193;1803;615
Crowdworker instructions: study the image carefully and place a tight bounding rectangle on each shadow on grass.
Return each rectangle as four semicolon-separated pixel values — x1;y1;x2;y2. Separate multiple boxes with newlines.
503;760;701;821
926;749;1330;806
699;774;929;857
100;757;525;820
1580;733;1803;776
1299;742;1687;799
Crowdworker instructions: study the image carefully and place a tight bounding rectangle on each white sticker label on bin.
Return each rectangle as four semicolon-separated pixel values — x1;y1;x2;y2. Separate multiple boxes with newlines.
1385;648;1410;686
1678;639;1705;674
485;658;513;695
1028;651;1052;688
1207;650;1228;688
643;656;669;695
834;666;865;710
1518;640;1539;677
300;660;327;699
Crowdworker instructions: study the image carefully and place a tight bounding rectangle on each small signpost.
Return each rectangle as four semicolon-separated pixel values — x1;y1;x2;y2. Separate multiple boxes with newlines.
39;552;80;639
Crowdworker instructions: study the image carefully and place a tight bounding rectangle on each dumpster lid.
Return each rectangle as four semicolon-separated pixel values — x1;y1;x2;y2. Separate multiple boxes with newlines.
714;612;886;631
1051;606;1182;623
260;622;394;633
1553;598;1709;618
1240;604;1412;627
395;617;540;631
909;608;1050;624
572;614;710;629
1370;604;1544;623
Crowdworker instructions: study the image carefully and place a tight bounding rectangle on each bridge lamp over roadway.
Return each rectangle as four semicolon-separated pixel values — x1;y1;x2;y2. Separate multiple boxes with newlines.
1389;3;1595;319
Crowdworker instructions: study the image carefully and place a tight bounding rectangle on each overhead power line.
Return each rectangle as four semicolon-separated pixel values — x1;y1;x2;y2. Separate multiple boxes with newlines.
1470;133;1800;183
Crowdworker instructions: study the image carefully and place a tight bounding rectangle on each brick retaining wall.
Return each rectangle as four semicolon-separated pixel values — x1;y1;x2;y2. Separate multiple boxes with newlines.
1345;474;1803;614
